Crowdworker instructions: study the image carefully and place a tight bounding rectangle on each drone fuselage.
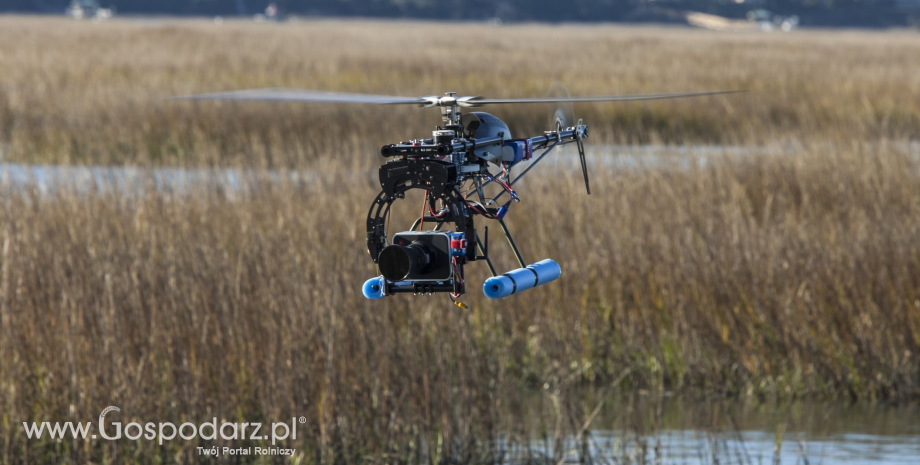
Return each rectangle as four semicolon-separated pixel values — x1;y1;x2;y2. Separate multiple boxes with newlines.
365;104;587;301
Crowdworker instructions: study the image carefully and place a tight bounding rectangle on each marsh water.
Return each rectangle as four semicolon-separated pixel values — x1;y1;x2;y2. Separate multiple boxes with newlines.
1;142;918;195
503;395;919;465
2;144;918;464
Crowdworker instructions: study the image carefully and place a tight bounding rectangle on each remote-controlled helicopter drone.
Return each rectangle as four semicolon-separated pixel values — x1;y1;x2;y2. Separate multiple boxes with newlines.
176;87;736;307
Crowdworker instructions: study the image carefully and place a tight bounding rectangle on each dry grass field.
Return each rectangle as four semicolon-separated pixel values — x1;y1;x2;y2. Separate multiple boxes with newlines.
1;16;918;166
1;16;919;464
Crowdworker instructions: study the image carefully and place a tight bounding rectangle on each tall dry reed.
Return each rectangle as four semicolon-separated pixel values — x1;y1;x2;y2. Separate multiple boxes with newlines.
2;143;919;463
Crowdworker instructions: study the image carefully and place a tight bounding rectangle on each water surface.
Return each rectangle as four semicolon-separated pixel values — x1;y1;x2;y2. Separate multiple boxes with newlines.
505;396;919;465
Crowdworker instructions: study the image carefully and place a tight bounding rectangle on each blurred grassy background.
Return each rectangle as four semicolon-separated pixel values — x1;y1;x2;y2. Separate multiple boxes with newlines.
1;16;919;464
1;17;918;167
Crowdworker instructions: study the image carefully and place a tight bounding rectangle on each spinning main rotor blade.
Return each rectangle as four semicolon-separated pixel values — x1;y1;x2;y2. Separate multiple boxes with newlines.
466;90;740;106
172;88;426;105
173;88;740;107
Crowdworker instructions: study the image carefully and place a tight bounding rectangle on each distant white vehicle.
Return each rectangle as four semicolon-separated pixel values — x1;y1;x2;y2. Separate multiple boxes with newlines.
66;0;114;21
686;10;799;32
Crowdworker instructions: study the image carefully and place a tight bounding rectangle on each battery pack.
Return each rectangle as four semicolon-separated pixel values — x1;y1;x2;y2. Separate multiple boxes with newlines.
501;139;532;165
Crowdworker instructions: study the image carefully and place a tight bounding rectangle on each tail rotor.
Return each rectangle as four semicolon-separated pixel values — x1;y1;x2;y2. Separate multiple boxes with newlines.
548;81;575;131
548;82;590;195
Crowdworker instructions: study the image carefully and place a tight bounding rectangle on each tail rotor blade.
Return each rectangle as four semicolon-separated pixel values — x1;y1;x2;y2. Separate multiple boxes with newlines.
548;82;575;131
576;131;590;195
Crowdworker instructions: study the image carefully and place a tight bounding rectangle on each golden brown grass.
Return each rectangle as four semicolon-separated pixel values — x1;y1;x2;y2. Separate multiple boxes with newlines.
3;145;920;463
1;15;920;464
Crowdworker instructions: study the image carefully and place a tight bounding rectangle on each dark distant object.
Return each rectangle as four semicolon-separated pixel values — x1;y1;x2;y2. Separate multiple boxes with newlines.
174;86;739;305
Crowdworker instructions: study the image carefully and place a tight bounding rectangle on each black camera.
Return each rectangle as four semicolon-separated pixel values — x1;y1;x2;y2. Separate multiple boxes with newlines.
378;231;454;282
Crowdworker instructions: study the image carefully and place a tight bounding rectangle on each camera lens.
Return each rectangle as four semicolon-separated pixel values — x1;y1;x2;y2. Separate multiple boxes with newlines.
378;242;432;281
